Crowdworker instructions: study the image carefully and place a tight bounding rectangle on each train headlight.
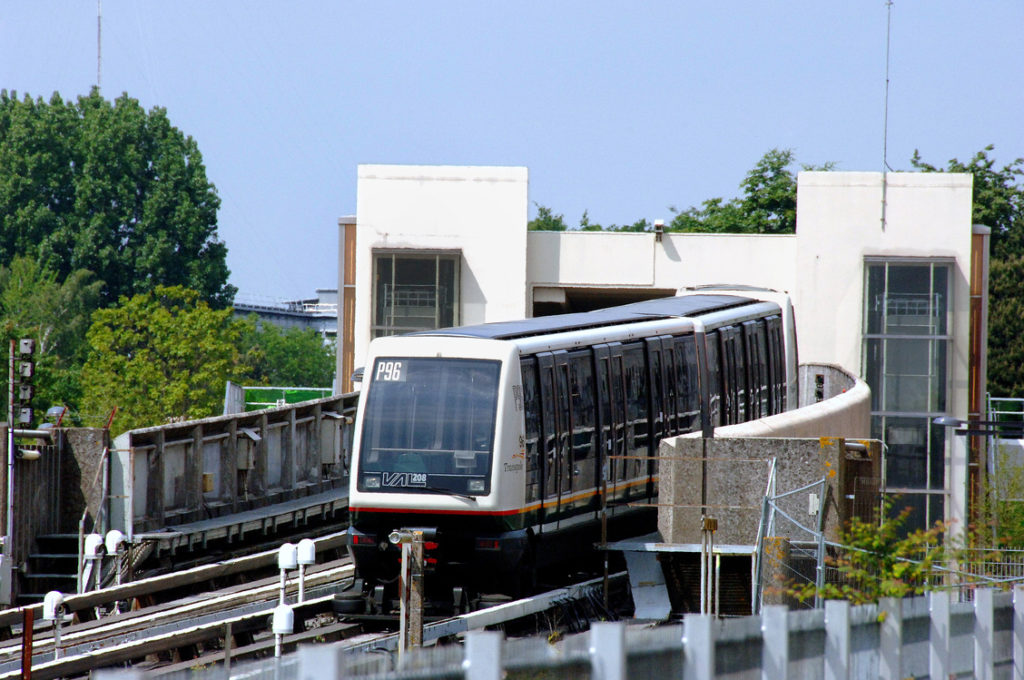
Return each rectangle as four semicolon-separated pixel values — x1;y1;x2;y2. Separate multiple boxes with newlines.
363;475;381;489
467;479;485;493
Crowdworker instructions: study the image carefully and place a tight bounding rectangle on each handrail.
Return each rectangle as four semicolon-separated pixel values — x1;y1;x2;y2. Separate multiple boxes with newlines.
77;446;109;594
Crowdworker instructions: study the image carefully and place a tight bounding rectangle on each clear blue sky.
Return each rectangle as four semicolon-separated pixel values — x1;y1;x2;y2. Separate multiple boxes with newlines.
2;2;1021;301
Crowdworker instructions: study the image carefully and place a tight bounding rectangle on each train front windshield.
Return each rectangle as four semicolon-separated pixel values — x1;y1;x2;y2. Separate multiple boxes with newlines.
357;357;500;496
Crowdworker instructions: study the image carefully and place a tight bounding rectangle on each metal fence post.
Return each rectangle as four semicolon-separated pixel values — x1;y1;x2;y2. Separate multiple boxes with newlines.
463;630;501;680
589;621;625;680
929;589;950;679
1015;585;1024;680
682;614;715;680
975;588;995;680
878;598;902;680
824;599;850;680
761;605;788;680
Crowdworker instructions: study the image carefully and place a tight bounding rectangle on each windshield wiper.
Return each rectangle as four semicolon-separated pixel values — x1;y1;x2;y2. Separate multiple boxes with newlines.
418;485;477;502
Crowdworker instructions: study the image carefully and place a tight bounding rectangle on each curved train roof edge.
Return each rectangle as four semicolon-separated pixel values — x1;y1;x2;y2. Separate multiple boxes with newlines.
408;294;759;341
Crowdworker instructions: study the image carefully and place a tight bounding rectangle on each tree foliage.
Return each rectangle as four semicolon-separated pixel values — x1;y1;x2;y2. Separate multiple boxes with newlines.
530;149;828;235
911;146;1024;261
789;499;951;605
0;256;102;423
912;146;1024;397
81;286;245;434
0;88;234;308
527;203;568;231
237;315;336;388
987;256;1024;397
671;148;834;234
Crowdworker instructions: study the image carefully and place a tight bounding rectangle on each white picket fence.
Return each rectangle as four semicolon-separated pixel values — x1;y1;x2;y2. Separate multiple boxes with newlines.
132;586;1024;680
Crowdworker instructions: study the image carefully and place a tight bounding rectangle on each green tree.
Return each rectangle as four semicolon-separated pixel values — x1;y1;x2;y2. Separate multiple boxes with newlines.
912;147;1024;397
237;315;336;387
790;498;950;605
911;146;1024;261
987;256;1024;397
669;196;753;234
527;203;568;231
81;286;245;434
670;148;834;234
0;256;102;423
0;88;234;308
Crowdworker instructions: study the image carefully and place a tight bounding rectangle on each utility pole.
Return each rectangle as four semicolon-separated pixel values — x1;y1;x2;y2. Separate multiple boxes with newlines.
390;528;428;661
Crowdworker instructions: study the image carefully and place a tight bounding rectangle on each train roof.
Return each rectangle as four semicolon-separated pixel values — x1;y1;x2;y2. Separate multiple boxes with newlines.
410;294;758;341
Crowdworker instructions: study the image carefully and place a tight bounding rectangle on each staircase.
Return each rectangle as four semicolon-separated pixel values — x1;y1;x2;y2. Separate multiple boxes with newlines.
19;534;79;605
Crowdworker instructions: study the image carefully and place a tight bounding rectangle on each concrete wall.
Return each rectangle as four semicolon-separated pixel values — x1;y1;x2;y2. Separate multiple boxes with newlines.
658;436;881;546
658;366;877;545
710;366;871;440
110;395;357;538
352;165;529;368
0;426;108;603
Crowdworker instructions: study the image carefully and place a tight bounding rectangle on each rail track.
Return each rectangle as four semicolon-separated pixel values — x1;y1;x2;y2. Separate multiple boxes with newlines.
0;521;627;679
0;531;356;679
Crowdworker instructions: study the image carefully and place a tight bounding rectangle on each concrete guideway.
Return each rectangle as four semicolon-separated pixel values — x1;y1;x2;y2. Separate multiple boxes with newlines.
0;531;349;636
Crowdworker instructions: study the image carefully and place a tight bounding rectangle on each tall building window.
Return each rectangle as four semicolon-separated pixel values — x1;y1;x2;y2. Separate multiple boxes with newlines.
863;260;952;530
372;251;460;338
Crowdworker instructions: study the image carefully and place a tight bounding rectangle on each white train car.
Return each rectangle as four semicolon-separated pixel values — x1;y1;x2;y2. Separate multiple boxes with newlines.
348;291;797;601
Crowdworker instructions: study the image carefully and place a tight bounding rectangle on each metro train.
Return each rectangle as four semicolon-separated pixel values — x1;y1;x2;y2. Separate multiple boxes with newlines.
347;289;797;602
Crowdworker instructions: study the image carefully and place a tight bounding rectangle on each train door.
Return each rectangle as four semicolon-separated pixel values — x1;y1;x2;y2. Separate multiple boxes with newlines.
700;331;721;436
537;351;572;527
765;315;784;415
718;327;737;425
594;343;627;508
621;344;648;500
742;321;762;421
674;334;701;434
520;357;542;509
644;336;672;496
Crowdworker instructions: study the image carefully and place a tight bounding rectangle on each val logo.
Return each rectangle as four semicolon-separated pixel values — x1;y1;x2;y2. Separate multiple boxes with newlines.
382;472;427;487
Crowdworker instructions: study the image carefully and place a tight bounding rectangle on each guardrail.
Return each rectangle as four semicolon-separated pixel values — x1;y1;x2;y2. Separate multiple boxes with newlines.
109;394;358;538
166;586;1021;679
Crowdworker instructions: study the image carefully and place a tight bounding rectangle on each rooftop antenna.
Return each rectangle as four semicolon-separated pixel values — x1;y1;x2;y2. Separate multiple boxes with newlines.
97;0;102;90
881;0;894;231
882;0;894;173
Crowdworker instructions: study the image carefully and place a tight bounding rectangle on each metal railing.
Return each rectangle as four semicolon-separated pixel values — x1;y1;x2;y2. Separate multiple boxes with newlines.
130;587;1024;680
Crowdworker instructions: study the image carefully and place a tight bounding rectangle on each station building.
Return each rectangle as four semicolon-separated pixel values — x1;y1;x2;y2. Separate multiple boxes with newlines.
337;165;986;533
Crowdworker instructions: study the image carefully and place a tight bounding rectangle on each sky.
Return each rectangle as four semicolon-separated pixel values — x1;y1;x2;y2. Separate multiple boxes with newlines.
2;2;1022;302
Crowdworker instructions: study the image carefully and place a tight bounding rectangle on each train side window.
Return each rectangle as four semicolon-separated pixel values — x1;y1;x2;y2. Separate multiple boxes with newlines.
569;351;596;488
556;362;572;494
611;353;628;483
675;335;701;433
766;315;784;414
540;362;559;500
662;339;679;436
718;327;737;425
622;343;648;479
732;328;749;423
742;320;767;421
703;332;721;429
521;358;541;503
755;321;769;418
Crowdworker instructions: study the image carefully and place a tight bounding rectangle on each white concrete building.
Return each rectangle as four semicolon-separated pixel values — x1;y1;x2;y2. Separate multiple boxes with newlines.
338;165;986;532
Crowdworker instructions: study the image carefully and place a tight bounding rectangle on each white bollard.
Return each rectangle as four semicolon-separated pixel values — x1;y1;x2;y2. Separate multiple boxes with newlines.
105;530;126;612
43;591;64;660
83;533;103;594
297;538;316;603
272;603;294;658
277;543;298;606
